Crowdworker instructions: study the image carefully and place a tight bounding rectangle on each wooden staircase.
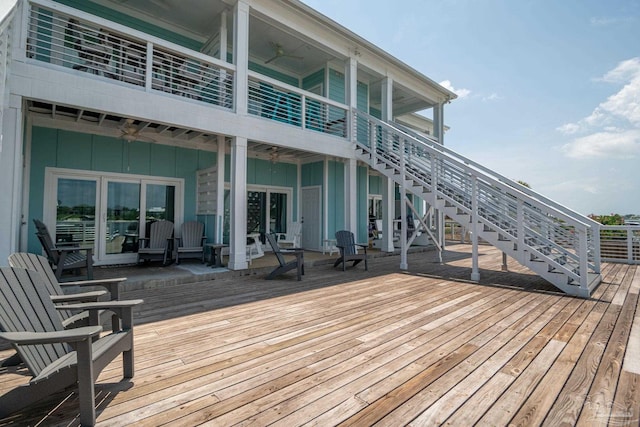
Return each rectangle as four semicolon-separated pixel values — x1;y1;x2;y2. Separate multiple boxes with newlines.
352;109;601;297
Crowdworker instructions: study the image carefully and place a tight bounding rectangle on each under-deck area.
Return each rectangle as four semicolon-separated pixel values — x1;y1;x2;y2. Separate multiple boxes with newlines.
1;244;639;426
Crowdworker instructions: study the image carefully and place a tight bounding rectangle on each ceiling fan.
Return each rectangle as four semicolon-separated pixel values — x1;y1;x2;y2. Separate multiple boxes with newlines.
265;43;303;64
119;119;155;143
269;146;279;163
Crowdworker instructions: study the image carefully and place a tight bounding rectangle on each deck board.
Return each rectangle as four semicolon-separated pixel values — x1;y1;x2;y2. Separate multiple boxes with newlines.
1;244;639;426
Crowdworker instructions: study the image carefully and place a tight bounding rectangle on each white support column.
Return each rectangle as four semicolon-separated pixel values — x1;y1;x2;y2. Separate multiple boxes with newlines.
345;158;357;237
323;157;329;242
471;175;480;281
216;135;226;244
381;177;395;252
233;0;249;116
381;76;396;252
0;97;23;265
228;136;248;270
399;136;408;270
432;102;446;249
219;10;228;62
346;56;358;142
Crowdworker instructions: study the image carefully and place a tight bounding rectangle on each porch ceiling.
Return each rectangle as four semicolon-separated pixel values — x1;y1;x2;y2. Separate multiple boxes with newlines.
25;100;321;163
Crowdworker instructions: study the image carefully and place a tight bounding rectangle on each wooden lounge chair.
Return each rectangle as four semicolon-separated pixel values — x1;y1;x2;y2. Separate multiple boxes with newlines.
174;221;206;264
8;252;126;330
0;267;142;426
138;220;174;265
334;230;369;271
33;219;94;281
277;222;302;248
265;233;304;280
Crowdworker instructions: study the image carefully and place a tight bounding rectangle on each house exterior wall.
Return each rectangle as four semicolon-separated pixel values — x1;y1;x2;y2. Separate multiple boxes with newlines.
27;126;215;253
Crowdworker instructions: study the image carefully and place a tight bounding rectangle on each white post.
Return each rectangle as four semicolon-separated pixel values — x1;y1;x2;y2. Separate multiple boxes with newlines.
471;175;480;281
233;0;249;116
0;98;23;264
346;56;358;142
228;136;248;270
216;135;226;244
345;158;358;237
382;178;395;252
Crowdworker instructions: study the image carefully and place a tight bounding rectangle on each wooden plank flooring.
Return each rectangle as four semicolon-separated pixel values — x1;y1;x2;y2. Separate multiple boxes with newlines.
1;244;639;426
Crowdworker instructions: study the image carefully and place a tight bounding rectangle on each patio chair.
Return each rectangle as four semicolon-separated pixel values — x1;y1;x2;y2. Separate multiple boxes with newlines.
0;267;142;426
265;233;304;281
174;221;206;264
138;220;174;265
8;252;126;330
33;219;94;281
333;230;369;271
277;222;302;248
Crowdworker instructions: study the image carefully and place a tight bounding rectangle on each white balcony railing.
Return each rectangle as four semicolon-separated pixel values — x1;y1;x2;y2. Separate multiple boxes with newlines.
600;225;640;264
248;71;348;138
25;1;351;139
26;1;235;109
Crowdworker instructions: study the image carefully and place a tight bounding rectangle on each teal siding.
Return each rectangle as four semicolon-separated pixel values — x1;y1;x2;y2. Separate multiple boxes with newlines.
301;161;323;187
249;62;299;87
369;175;382;196
327;160;344;237
328;69;345;103
370;107;381;119
357;81;368;111
303;69;324;93
53;0;200;49
28;127;215;253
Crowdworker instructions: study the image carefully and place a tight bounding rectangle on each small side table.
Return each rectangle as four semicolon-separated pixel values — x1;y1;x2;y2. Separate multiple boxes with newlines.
322;239;338;255
205;243;228;268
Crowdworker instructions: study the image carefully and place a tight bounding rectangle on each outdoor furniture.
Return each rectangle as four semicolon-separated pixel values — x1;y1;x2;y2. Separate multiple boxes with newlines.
138;220;174;265
33;219;94;281
205;243;227;268
277;222;302;248
8;252;126;330
334;230;369;271
265;233;304;280
174;221;206;264
0;266;143;426
247;234;265;265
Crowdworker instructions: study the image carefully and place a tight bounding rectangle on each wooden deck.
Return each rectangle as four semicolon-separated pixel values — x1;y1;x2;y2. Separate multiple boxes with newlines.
1;244;639;426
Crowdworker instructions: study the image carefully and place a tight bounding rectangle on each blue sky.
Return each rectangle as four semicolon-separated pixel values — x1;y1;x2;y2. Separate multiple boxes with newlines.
301;0;640;216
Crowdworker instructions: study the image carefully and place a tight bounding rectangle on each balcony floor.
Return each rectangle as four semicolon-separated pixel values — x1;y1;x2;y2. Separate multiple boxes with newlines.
1;244;639;426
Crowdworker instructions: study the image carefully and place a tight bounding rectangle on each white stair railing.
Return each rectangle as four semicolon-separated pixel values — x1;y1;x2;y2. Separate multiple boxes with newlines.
353;108;601;297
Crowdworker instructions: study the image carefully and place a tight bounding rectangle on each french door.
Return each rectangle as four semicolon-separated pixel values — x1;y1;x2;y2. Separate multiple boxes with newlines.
45;168;183;265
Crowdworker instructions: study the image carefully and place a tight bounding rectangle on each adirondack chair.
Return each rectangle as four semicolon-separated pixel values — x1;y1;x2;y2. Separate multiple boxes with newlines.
0;267;143;426
334;230;369;271
277;222;302;248
33;219;94;281
174;221;206;264
265;233;304;280
8;252;126;330
137;220;174;265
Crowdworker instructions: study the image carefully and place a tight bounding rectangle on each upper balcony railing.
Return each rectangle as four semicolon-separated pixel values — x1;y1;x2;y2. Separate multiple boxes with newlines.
24;0;350;139
26;1;235;110
248;71;348;138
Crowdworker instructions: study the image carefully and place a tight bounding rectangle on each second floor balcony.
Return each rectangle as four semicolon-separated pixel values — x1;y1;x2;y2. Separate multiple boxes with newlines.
18;0;446;145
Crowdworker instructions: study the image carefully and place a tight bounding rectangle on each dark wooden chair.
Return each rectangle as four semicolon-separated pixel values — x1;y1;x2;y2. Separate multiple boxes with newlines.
138;220;174;265
174;221;206;264
33;219;94;281
265;233;304;281
8;252;126;330
334;230;369;271
0;267;142;426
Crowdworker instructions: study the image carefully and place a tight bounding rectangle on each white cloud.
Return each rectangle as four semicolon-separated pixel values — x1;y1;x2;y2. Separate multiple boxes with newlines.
561;129;640;159
482;93;501;102
558;57;640;158
439;80;471;99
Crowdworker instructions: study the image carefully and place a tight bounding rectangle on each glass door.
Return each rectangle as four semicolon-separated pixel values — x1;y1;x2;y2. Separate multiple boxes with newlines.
104;180;140;258
55;178;98;247
46;168;183;265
